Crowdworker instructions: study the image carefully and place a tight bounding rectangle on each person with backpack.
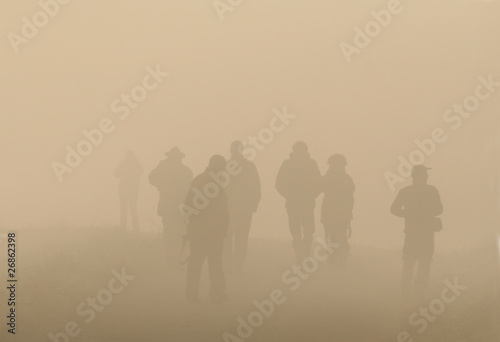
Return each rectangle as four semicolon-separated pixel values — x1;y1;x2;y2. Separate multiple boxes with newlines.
149;147;193;246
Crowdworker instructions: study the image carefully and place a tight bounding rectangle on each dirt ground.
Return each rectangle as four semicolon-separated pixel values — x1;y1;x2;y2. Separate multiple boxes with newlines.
1;227;498;342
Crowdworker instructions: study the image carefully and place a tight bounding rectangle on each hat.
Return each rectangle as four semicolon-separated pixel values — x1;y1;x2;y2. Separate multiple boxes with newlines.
230;140;244;155
165;147;185;159
292;141;308;152
411;165;431;177
208;154;226;171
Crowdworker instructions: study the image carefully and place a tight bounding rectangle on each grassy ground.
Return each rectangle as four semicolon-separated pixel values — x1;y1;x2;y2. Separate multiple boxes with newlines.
0;227;498;342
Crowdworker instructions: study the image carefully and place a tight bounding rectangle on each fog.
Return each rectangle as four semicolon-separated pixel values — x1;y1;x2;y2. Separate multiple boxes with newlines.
1;0;499;341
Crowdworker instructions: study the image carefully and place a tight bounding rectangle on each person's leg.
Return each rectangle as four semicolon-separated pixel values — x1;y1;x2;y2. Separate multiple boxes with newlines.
329;222;349;268
170;207;185;243
300;207;315;261
414;236;434;296
338;222;351;264
323;223;334;266
162;216;168;234
287;207;302;262
414;258;432;297
402;258;417;298
402;236;417;298
119;196;127;231
130;197;139;232
223;216;235;273
207;238;226;301
163;214;181;262
164;208;183;245
234;211;252;273
186;237;206;302
323;222;332;242
163;215;175;248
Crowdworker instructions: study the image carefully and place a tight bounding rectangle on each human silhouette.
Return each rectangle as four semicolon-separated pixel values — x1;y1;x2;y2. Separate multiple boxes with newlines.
320;154;355;269
276;142;322;262
224;141;261;274
114;151;143;232
391;165;443;298
184;155;229;303
149;147;193;246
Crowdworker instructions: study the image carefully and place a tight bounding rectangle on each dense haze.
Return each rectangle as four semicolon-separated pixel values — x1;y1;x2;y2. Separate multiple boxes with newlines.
2;0;499;251
1;1;500;342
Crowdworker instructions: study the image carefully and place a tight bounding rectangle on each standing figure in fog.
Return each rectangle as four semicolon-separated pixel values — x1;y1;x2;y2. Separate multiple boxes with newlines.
391;165;443;298
276;142;322;263
115;151;143;232
321;154;355;269
184;155;229;303
149;147;193;245
224;141;261;274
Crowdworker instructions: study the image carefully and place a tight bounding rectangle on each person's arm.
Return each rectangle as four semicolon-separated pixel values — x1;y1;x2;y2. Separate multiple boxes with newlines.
312;161;323;198
319;174;326;195
348;176;355;218
182;180;197;237
148;162;162;187
183;181;196;208
250;163;262;212
178;167;194;202
430;188;443;217
220;191;230;235
390;190;405;218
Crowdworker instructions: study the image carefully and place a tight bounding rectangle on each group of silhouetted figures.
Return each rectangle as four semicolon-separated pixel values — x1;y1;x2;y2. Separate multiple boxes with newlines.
115;141;443;303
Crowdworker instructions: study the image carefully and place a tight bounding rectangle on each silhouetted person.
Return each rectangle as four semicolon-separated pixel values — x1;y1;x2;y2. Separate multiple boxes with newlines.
149;147;193;245
391;165;443;298
276;142;322;262
184;155;229;303
321;154;355;269
114;151;143;232
224;141;261;274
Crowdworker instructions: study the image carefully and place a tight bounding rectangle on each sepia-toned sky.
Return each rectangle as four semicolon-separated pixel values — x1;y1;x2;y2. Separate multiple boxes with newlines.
1;0;499;250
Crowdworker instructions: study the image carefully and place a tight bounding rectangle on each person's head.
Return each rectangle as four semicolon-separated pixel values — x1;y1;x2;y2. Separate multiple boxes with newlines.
207;154;227;173
411;165;430;185
292;141;308;154
328;154;347;170
126;150;136;159
230;140;244;156
165;147;185;161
